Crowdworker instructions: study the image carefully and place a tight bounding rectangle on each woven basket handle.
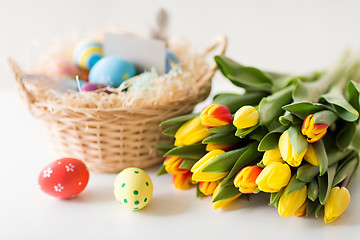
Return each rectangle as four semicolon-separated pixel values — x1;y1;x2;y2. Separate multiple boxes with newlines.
7;59;36;109
196;35;227;88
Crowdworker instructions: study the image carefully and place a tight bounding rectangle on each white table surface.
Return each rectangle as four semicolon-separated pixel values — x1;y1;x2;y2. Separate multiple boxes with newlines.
1;78;359;240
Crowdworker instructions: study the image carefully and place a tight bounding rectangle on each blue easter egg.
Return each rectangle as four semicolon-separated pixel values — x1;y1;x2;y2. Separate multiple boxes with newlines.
74;40;103;70
165;50;180;73
89;56;136;88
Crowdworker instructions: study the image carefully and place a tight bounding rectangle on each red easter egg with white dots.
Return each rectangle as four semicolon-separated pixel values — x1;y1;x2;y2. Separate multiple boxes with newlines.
38;158;89;199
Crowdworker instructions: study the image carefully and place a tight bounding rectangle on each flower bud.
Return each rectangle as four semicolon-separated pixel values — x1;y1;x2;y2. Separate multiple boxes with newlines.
212;183;241;209
200;104;233;128
301;114;328;143
174;116;212;146
279;130;307;167
303;144;319;166
324;187;351;223
163;156;190;175
173;172;193;190
262;147;284;166
198;181;219;195
255;162;291;193
233;106;259;129
234;165;262;193
191;150;228;182
293;202;307;217
278;185;307;217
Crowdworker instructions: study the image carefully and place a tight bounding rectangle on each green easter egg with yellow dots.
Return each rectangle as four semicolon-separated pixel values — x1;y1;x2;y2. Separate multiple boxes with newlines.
114;167;153;210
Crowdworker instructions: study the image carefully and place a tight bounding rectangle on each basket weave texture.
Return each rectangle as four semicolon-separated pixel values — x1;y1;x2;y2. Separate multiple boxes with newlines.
9;36;227;173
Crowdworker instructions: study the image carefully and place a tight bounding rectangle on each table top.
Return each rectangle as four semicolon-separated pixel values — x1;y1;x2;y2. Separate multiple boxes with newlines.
1;84;359;240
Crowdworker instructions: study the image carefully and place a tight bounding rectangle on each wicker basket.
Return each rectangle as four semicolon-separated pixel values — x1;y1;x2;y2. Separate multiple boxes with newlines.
8;36;227;173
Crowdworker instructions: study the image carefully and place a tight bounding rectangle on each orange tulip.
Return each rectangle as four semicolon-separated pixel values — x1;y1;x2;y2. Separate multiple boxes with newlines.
173;172;193;190
198;181;219;195
234;166;262;193
200;104;233;128
301;114;328;143
163;156;190;175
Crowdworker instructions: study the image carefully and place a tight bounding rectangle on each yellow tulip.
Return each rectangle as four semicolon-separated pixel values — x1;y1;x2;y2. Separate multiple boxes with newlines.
255;162;291;193
206;143;236;152
324;187;351;223
303;144;319;166
294;202;307;217
191;150;228;182
233;106;259;129
174;116;212;146
212;183;241;209
163;156;190;175
278;185;308;217
262;147;285;166
198;181;219;196
279;130;307;167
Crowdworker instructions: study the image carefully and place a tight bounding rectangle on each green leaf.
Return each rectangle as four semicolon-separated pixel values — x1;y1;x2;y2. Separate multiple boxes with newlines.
347;81;360;115
282;102;330;119
279;111;302;125
318;163;338;205
332;157;358;187
162;125;180;137
306;199;316;217
258;132;281;151
160;113;199;126
328;149;354;166
220;142;261;187
321;87;359;122
207;124;236;133
213;92;268;113
258;85;294;126
288;125;309;155
196;184;206;198
202;132;243;145
157;165;167;176
350;124;360;150
212;184;240;203
336;122;357;150
164;143;207;159
312;110;338;126
308;179;319;201
286;175;306;195
214;55;273;90
179;158;198;169
201;147;248;173
269;187;285;207
315;204;324;218
153;142;175;153
296;164;319;182
235;125;258;138
313;140;328;176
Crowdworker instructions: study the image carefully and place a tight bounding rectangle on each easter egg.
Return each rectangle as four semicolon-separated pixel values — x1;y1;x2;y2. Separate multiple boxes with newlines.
81;82;106;91
114;167;153;210
130;71;153;91
89;56;136;88
74;40;103;70
38;158;90;199
165;50;180;73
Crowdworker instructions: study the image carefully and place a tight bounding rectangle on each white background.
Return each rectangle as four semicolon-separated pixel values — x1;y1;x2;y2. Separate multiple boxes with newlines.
1;0;360;239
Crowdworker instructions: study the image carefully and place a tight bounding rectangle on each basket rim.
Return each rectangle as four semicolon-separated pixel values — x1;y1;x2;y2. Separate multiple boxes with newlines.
9;35;227;113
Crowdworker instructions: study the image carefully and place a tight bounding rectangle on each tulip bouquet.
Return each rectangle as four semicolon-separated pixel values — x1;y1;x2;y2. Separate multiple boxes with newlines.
156;52;360;223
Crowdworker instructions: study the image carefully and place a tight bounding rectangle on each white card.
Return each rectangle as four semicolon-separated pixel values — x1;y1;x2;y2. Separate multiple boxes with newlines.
104;33;166;74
